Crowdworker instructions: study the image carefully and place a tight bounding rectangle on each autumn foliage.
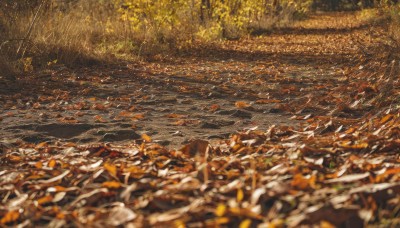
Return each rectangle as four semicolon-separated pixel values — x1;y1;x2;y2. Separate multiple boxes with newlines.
0;1;400;227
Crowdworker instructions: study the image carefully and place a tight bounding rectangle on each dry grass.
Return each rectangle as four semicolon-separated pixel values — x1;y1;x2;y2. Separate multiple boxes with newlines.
0;0;313;72
5;1;397;74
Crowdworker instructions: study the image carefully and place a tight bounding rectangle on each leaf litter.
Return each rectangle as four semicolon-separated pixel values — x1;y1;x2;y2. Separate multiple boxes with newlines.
1;12;400;227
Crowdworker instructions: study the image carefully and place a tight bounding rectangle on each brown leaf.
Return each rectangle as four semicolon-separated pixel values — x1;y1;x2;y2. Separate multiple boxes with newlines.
255;99;281;104
180;139;209;157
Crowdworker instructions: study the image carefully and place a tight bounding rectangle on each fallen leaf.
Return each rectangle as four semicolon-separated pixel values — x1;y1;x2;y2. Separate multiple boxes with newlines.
180;139;209;157
215;204;226;217
1;210;19;224
239;219;252;228
142;134;152;143
104;163;117;177
102;181;122;189
107;206;137;226
235;101;251;108
325;172;370;183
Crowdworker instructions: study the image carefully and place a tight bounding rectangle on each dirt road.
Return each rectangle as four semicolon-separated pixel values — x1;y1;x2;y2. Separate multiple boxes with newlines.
0;12;380;148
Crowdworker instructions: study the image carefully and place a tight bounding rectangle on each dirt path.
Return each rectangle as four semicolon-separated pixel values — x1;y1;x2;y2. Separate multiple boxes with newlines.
2;12;400;227
0;12;380;148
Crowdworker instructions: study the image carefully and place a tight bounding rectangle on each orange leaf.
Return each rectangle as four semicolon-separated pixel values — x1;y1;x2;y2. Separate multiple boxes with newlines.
340;142;368;150
380;114;393;124
119;111;133;117
35;142;48;149
35;161;43;169
7;155;21;163
37;195;53;205
56;212;65;219
209;104;220;112
141;134;152;143
173;120;186;126
94;115;107;123
132;113;145;120
320;220;335;228
1;210;19;224
235;101;250;108
47;186;67;192
166;113;187;118
48;159;57;168
291;173;310;190
345;127;356;134
102;181;121;189
104;163;117;176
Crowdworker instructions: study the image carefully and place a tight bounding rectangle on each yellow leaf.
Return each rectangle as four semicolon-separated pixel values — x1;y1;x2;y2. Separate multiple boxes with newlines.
235;101;250;108
215;204;226;217
237;189;244;202
173;220;186;228
340;142;368;150
102;181;121;189
1;210;19;224
205;217;230;226
104;163;117;176
239;219;251;228
269;219;284;227
141;134;152;142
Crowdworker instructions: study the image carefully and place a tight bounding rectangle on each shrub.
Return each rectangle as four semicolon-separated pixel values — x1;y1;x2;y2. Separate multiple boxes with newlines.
0;0;312;70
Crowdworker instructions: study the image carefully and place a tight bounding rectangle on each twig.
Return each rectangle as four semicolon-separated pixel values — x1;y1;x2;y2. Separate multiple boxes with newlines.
16;0;45;56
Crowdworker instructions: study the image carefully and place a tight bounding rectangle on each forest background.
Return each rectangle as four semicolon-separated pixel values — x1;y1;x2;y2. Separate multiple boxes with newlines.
0;0;399;77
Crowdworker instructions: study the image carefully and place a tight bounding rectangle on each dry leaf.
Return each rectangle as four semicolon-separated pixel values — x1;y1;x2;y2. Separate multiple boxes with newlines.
104;163;117;177
102;181;122;189
235;101;251;108
1;210;19;224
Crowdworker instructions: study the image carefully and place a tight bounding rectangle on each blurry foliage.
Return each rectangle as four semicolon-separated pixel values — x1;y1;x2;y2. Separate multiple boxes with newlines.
0;0;398;72
114;0;313;41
